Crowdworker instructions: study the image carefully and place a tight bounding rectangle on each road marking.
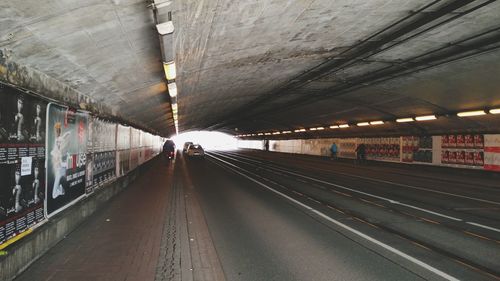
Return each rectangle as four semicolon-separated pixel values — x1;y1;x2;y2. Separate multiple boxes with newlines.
466;222;500;233
208;154;460;281
224;151;500;207
213;152;500;234
267;165;463;221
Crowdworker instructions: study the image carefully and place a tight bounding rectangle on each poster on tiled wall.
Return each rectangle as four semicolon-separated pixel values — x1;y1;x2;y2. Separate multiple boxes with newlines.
440;134;484;169
360;137;400;162
0;84;47;247
86;118;116;192
116;125;131;177
45;104;88;217
402;136;433;164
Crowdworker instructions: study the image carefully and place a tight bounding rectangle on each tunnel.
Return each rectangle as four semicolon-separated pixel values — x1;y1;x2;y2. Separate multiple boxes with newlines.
1;0;500;280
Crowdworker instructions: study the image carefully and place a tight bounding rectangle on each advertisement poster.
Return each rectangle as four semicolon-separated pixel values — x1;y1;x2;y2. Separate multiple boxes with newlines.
441;134;484;168
0;84;46;246
46;104;88;216
361;137;400;162
129;128;140;170
87;118;116;189
92;151;116;186
402;136;432;163
337;138;357;159
116;125;130;177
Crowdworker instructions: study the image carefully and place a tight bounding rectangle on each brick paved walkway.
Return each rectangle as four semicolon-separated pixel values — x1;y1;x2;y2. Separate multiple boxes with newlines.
15;156;226;281
15;159;173;281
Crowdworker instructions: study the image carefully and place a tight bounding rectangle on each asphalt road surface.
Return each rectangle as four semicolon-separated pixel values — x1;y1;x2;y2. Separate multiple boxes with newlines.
181;149;500;281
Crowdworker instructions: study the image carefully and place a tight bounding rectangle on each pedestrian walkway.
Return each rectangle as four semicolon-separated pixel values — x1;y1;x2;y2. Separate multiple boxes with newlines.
14;156;225;281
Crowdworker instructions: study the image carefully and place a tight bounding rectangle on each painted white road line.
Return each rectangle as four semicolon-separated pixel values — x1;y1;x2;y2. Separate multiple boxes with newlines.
466;222;500;233
214;152;500;233
208;154;461;281
262;163;463;222
394;202;462;221
226;151;500;206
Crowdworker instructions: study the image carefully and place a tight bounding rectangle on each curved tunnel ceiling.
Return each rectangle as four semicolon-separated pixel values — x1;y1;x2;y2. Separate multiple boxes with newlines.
2;0;500;138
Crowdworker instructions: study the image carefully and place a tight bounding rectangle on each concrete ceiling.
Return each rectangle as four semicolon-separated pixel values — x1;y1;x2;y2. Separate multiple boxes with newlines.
2;0;500;137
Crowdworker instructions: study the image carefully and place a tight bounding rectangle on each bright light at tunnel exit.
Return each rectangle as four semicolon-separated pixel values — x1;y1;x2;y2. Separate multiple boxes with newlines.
171;131;238;151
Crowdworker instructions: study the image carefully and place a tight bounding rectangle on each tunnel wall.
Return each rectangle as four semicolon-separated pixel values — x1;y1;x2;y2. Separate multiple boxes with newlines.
238;134;500;172
0;82;165;281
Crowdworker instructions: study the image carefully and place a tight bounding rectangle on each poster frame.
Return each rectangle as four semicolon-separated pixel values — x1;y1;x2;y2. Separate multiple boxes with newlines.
44;103;86;218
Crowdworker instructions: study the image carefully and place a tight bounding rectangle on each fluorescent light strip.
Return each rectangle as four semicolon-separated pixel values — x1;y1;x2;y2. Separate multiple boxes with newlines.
329;125;339;129
309;128;317;131
457;110;486;117
156;21;174;35
282;131;292;134
370;121;384;125
154;0;172;9
396;118;414;123
415;115;437;121
163;62;176;80
490;108;500;114
167;82;177;98
316;127;325;130
339;124;349;128
357;122;370;127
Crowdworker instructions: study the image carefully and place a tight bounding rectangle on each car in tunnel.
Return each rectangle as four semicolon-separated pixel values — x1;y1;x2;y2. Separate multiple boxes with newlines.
163;140;176;160
186;144;205;158
183;142;193;153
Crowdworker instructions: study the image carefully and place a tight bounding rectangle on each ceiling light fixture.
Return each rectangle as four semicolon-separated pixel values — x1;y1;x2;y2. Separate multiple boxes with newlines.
316;127;325;130
309;127;317;131
167;82;177;98
370;121;384;125
339;124;349;128
156;21;174;35
329;125;339;129
415;115;437;121
457;110;486;117
490;108;500;114
357;122;370;127
163;61;176;80
396;118;414;123
153;0;172;9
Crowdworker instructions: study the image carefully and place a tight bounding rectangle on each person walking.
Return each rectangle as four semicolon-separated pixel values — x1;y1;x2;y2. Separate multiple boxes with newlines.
330;143;338;160
355;143;366;164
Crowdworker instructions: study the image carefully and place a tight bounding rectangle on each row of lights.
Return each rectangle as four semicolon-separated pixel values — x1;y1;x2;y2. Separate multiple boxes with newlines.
154;1;179;133
236;108;500;138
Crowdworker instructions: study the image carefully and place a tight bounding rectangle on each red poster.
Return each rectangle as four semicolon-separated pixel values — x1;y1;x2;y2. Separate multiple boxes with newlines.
474;151;484;166
474;134;484;148
465;134;474;148
456;150;465;164
456;135;465;148
449;151;457;163
441;150;449;163
465;151;474;165
442;135;449;148
448;135;456;148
